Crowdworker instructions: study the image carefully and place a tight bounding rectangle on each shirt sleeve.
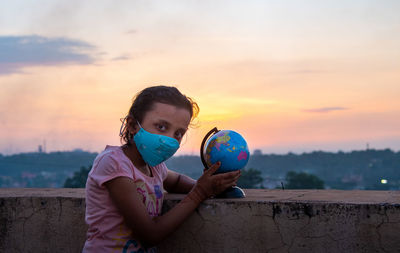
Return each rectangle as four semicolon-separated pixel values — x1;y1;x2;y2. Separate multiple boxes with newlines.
90;153;133;187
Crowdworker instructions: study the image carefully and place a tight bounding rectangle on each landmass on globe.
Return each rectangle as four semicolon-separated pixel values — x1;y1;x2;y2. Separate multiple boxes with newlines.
204;130;249;173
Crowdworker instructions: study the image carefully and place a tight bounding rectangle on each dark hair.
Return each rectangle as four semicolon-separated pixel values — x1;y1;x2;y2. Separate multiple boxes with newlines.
120;85;199;145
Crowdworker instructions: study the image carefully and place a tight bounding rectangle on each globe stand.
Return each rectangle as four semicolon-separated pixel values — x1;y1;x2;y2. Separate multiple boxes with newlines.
216;186;245;198
200;127;246;199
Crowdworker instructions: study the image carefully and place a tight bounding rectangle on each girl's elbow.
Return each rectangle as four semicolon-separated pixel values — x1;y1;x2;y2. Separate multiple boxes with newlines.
127;222;165;247
135;231;165;248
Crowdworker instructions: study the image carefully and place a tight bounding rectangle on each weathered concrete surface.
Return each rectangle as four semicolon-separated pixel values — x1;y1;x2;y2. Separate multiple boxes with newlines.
159;189;400;253
0;188;399;253
0;188;87;253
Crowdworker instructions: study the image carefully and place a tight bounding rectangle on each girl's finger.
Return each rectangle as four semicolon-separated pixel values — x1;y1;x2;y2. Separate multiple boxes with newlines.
233;172;241;180
205;162;221;175
213;172;239;184
220;170;240;181
229;182;237;188
220;176;239;186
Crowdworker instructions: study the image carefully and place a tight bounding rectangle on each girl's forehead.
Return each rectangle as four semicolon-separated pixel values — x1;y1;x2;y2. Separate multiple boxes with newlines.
145;102;191;126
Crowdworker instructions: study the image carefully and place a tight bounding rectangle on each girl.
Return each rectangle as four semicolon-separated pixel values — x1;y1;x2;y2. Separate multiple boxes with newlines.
83;86;241;252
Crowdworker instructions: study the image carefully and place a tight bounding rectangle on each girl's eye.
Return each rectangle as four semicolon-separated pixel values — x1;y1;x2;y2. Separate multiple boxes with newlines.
156;124;167;131
175;131;184;140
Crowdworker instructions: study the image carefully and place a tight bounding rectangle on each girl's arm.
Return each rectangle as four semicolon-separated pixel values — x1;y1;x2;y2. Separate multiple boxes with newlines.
163;170;196;193
105;162;240;247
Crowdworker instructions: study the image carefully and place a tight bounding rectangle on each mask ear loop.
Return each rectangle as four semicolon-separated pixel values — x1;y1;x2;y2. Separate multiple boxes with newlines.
119;116;128;137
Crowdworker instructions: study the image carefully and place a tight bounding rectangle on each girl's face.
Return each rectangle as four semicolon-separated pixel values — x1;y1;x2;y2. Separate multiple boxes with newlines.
135;102;191;144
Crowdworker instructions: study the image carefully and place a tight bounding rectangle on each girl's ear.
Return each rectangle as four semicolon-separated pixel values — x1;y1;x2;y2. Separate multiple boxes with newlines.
126;116;139;135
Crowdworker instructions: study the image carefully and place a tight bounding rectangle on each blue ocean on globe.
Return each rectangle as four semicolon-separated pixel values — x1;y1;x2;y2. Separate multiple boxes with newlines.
204;130;250;173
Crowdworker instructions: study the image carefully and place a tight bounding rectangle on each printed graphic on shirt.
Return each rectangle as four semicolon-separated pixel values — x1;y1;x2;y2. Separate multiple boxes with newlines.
111;224;133;252
154;185;163;199
122;239;157;253
135;180;164;216
109;178;163;252
110;218;157;252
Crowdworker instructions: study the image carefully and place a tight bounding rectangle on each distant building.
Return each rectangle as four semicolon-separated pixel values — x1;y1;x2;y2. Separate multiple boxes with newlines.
38;140;46;153
253;149;262;156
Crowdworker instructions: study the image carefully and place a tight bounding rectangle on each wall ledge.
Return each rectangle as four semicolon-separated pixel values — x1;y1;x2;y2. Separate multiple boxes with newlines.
1;188;399;252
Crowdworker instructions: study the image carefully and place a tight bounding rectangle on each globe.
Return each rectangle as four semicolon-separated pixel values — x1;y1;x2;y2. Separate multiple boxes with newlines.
202;129;250;174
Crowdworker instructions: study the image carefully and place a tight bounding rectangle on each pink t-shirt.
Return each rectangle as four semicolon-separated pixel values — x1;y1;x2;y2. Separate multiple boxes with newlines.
83;145;168;253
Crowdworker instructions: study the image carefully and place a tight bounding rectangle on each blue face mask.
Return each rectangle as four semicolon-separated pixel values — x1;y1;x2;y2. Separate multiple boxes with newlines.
133;122;180;166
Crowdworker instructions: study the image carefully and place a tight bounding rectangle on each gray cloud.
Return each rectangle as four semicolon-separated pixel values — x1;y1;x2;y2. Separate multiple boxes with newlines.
111;54;132;61
0;35;96;74
303;107;349;113
0;63;25;75
126;29;137;35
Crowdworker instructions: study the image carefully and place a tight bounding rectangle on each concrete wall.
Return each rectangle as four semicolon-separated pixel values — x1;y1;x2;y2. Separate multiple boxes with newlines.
0;188;399;253
0;189;86;253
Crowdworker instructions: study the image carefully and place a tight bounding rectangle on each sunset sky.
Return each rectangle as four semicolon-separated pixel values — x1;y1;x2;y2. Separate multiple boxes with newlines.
1;0;399;155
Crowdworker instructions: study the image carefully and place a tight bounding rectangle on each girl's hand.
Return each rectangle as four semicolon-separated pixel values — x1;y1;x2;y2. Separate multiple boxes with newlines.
187;162;241;203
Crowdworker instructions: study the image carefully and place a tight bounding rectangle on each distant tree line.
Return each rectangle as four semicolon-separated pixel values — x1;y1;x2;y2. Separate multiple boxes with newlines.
0;151;97;187
284;171;324;189
63;166;326;190
64;165;91;188
1;149;399;190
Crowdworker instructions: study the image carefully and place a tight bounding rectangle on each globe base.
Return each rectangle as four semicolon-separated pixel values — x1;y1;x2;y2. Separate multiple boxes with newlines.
216;186;245;198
